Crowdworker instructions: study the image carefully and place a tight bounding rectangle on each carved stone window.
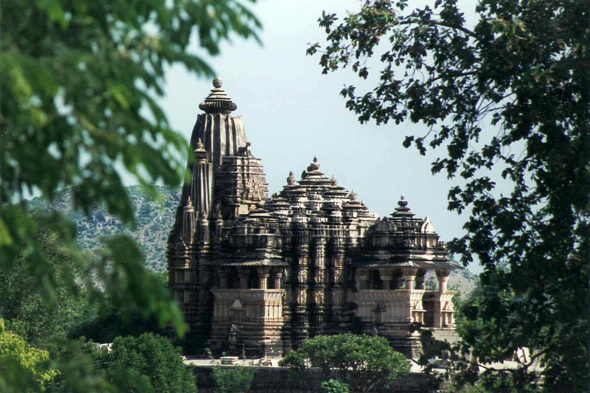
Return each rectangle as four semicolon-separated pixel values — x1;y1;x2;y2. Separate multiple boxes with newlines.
247;268;260;289
227;267;239;289
267;271;277;289
369;270;383;290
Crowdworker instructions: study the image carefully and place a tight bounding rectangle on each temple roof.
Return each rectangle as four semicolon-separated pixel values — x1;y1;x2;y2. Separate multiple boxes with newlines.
215;259;289;267
356;260;462;269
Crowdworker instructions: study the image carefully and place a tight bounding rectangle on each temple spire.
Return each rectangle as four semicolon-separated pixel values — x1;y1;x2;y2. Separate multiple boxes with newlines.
199;77;237;114
392;193;415;217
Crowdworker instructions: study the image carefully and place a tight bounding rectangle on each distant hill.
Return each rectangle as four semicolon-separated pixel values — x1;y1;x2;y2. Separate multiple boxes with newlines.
28;185;180;272
28;186;478;296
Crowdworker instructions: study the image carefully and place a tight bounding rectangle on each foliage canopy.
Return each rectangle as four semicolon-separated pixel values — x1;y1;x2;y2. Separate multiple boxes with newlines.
206;348;255;393
279;334;411;393
0;325;58;392
0;216;92;345
308;0;589;391
97;333;197;393
0;0;261;336
0;0;261;390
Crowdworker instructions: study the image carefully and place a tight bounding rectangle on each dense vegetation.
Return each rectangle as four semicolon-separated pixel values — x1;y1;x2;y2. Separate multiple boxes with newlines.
279;334;411;393
0;0;262;390
0;220;193;392
309;0;589;391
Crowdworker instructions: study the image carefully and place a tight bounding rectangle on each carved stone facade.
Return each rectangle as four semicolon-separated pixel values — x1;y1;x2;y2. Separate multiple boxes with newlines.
167;79;460;357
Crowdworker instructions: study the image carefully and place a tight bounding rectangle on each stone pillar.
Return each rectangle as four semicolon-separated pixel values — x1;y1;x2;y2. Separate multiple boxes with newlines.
436;269;451;292
357;269;369;290
182;198;195;245
212;205;224;245
401;267;418;290
192;139;213;220
274;270;283;289
220;270;228;289
378;268;393;290
197;212;209;244
238;268;249;289
415;269;426;290
258;267;271;290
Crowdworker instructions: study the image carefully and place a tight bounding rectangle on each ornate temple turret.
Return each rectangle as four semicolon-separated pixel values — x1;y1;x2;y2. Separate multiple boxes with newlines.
167;80;460;358
167;78;269;342
193;77;245;167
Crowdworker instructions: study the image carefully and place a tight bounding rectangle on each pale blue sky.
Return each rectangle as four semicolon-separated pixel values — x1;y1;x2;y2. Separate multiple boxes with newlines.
160;0;490;273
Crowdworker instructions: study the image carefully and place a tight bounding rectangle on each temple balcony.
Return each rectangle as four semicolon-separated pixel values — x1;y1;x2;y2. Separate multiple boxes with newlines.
351;286;456;331
351;289;427;325
210;289;285;322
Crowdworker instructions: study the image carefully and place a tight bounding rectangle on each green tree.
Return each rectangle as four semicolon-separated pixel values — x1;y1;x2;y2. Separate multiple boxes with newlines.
0;215;93;345
211;365;255;393
279;334;411;393
1;0;261;333
206;348;255;393
97;333;197;393
308;0;589;391
0;322;58;392
1;0;261;389
45;337;157;393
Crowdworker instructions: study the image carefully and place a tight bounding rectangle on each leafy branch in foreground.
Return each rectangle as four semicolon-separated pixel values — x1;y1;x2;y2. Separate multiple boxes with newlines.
1;0;262;335
309;0;589;391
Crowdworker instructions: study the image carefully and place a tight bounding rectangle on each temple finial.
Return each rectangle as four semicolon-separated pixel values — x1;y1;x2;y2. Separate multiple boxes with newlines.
307;156;320;172
398;193;408;207
199;77;237;114
392;193;413;217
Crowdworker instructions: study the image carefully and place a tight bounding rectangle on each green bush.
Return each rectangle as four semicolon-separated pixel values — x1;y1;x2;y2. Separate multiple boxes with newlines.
212;365;255;393
206;349;255;393
100;333;196;393
321;379;351;393
0;324;58;391
279;334;411;393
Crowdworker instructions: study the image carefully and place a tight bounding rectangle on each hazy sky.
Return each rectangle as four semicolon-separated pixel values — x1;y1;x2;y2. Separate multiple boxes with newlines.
160;0;489;273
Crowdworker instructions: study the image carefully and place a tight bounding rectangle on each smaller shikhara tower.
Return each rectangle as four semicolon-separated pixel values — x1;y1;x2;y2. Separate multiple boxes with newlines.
167;79;460;357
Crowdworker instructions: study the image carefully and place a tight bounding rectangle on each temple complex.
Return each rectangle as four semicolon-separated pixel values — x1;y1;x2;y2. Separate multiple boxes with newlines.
167;78;460;357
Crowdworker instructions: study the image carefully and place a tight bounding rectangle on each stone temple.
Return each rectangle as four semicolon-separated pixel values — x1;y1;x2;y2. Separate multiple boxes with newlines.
167;78;460;357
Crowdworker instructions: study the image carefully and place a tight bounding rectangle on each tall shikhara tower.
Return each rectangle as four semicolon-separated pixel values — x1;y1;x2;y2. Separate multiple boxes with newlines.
167;79;461;357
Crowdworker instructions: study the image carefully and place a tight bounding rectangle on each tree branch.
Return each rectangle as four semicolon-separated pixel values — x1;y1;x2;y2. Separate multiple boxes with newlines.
397;19;481;41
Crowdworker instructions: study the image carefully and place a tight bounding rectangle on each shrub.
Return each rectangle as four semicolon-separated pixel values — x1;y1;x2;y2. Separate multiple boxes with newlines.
206;349;255;393
279;333;411;393
321;379;351;393
100;333;196;393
